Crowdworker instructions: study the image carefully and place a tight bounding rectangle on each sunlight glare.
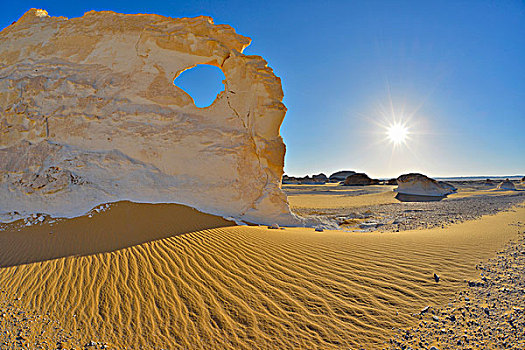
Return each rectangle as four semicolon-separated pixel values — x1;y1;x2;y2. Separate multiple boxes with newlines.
387;123;408;145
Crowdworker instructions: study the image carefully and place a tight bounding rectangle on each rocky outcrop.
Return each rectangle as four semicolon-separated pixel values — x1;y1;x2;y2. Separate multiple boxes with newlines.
342;173;379;186
282;173;327;185
395;173;456;197
497;179;516;190
312;173;328;182
0;9;299;225
329;171;356;182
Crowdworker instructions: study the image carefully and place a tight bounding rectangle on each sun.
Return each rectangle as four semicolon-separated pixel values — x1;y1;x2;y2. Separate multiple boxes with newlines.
386;123;408;145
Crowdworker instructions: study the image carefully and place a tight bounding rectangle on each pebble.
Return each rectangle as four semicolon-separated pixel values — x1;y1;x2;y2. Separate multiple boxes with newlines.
433;273;440;283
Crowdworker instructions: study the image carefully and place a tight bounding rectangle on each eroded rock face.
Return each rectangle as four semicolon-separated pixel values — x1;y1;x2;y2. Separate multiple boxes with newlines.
395;173;456;197
0;9;299;225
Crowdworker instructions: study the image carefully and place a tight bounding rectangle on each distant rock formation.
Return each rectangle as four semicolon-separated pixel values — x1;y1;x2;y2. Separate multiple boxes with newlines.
395;173;456;197
497;179;516;190
384;178;398;185
312;173;328;182
329;171;356;182
0;9;299;225
342;173;379;186
521;176;525;183
282;173;327;184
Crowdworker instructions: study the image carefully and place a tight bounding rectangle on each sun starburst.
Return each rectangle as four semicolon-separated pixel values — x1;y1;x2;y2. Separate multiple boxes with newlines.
386;123;408;145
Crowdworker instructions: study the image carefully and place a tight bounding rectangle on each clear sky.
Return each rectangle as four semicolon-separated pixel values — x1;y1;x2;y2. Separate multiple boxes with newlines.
3;1;524;178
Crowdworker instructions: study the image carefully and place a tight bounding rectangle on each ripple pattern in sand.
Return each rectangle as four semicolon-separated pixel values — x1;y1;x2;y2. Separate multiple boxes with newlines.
0;207;523;349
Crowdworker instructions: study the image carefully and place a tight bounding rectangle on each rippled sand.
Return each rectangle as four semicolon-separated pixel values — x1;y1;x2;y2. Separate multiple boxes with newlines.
0;201;524;348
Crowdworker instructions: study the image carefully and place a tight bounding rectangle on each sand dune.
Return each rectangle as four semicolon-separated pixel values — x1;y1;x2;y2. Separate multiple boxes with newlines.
1;203;524;348
0;201;233;268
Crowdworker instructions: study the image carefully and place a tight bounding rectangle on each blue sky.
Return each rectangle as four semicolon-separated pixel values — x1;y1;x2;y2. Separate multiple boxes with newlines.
3;1;524;177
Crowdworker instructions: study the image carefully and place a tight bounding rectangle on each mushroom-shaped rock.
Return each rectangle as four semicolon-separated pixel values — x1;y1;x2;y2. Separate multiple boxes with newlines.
497;179;516;190
0;9;299;226
343;173;379;186
395;173;455;197
329;171;356;182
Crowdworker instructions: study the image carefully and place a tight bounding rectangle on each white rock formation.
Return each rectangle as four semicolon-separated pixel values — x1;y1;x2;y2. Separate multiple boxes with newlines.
395;173;456;197
496;179;516;190
0;9;300;225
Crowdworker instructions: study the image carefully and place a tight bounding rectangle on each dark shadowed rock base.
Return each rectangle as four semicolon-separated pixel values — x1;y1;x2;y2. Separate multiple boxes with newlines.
395;193;446;202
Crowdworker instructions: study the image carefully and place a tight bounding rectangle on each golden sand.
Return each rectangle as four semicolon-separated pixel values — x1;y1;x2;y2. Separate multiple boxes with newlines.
1;201;524;348
286;184;399;212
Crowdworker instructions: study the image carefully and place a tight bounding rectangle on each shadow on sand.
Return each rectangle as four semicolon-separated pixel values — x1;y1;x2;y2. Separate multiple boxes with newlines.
395;193;446;202
0;201;234;268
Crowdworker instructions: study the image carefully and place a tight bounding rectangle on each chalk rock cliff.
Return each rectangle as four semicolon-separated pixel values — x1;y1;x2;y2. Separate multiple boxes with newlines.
0;9;299;225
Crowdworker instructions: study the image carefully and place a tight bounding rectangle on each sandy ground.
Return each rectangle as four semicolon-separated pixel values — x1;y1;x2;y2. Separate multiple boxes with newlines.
0;193;524;348
389;220;525;349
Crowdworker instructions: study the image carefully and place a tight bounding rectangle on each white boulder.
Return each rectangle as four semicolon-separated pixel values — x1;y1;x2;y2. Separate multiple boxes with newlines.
497;179;516;190
395;173;456;197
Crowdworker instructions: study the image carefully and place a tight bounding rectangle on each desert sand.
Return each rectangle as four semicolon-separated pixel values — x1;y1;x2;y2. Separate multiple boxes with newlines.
1;198;524;349
389;221;525;349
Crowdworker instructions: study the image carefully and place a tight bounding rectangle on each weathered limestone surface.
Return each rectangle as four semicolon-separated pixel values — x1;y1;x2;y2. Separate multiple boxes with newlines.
0;9;299;225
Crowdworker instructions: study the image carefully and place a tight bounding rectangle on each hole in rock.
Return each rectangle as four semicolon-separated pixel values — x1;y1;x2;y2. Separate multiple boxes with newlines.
173;64;226;108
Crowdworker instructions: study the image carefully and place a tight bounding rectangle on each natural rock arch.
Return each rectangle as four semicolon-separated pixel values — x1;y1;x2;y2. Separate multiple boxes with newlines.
0;9;299;226
173;64;226;108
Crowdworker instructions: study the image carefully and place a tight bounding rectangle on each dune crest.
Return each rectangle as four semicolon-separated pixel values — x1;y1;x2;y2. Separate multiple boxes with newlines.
0;201;234;267
0;9;298;225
